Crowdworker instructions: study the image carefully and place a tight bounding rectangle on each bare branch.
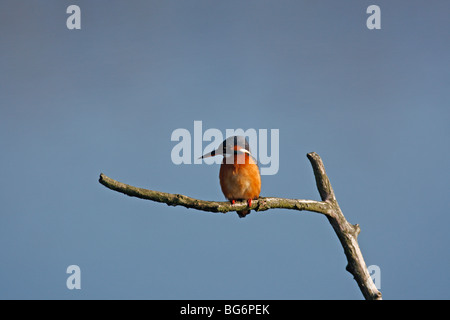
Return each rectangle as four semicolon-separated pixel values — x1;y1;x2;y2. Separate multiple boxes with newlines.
307;152;337;202
98;173;331;215
98;152;382;300
306;152;382;300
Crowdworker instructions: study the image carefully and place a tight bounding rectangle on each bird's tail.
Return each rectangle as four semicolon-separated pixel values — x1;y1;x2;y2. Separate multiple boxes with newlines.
237;210;250;218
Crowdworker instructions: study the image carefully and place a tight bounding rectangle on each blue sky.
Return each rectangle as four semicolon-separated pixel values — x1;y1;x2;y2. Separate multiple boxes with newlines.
1;0;449;299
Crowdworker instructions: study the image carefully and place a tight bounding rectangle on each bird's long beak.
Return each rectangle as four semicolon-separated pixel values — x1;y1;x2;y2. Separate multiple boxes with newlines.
199;148;220;159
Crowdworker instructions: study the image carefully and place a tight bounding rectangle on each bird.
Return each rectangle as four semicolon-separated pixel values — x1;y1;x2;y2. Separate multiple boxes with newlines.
200;136;261;218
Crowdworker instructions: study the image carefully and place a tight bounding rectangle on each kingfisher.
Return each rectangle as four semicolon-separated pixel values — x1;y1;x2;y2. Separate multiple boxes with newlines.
200;136;261;218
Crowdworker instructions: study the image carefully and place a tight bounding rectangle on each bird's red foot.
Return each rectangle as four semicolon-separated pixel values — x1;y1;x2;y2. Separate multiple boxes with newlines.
231;200;236;205
247;199;252;207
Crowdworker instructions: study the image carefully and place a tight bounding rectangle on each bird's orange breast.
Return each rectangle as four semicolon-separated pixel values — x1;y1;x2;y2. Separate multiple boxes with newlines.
219;154;261;201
